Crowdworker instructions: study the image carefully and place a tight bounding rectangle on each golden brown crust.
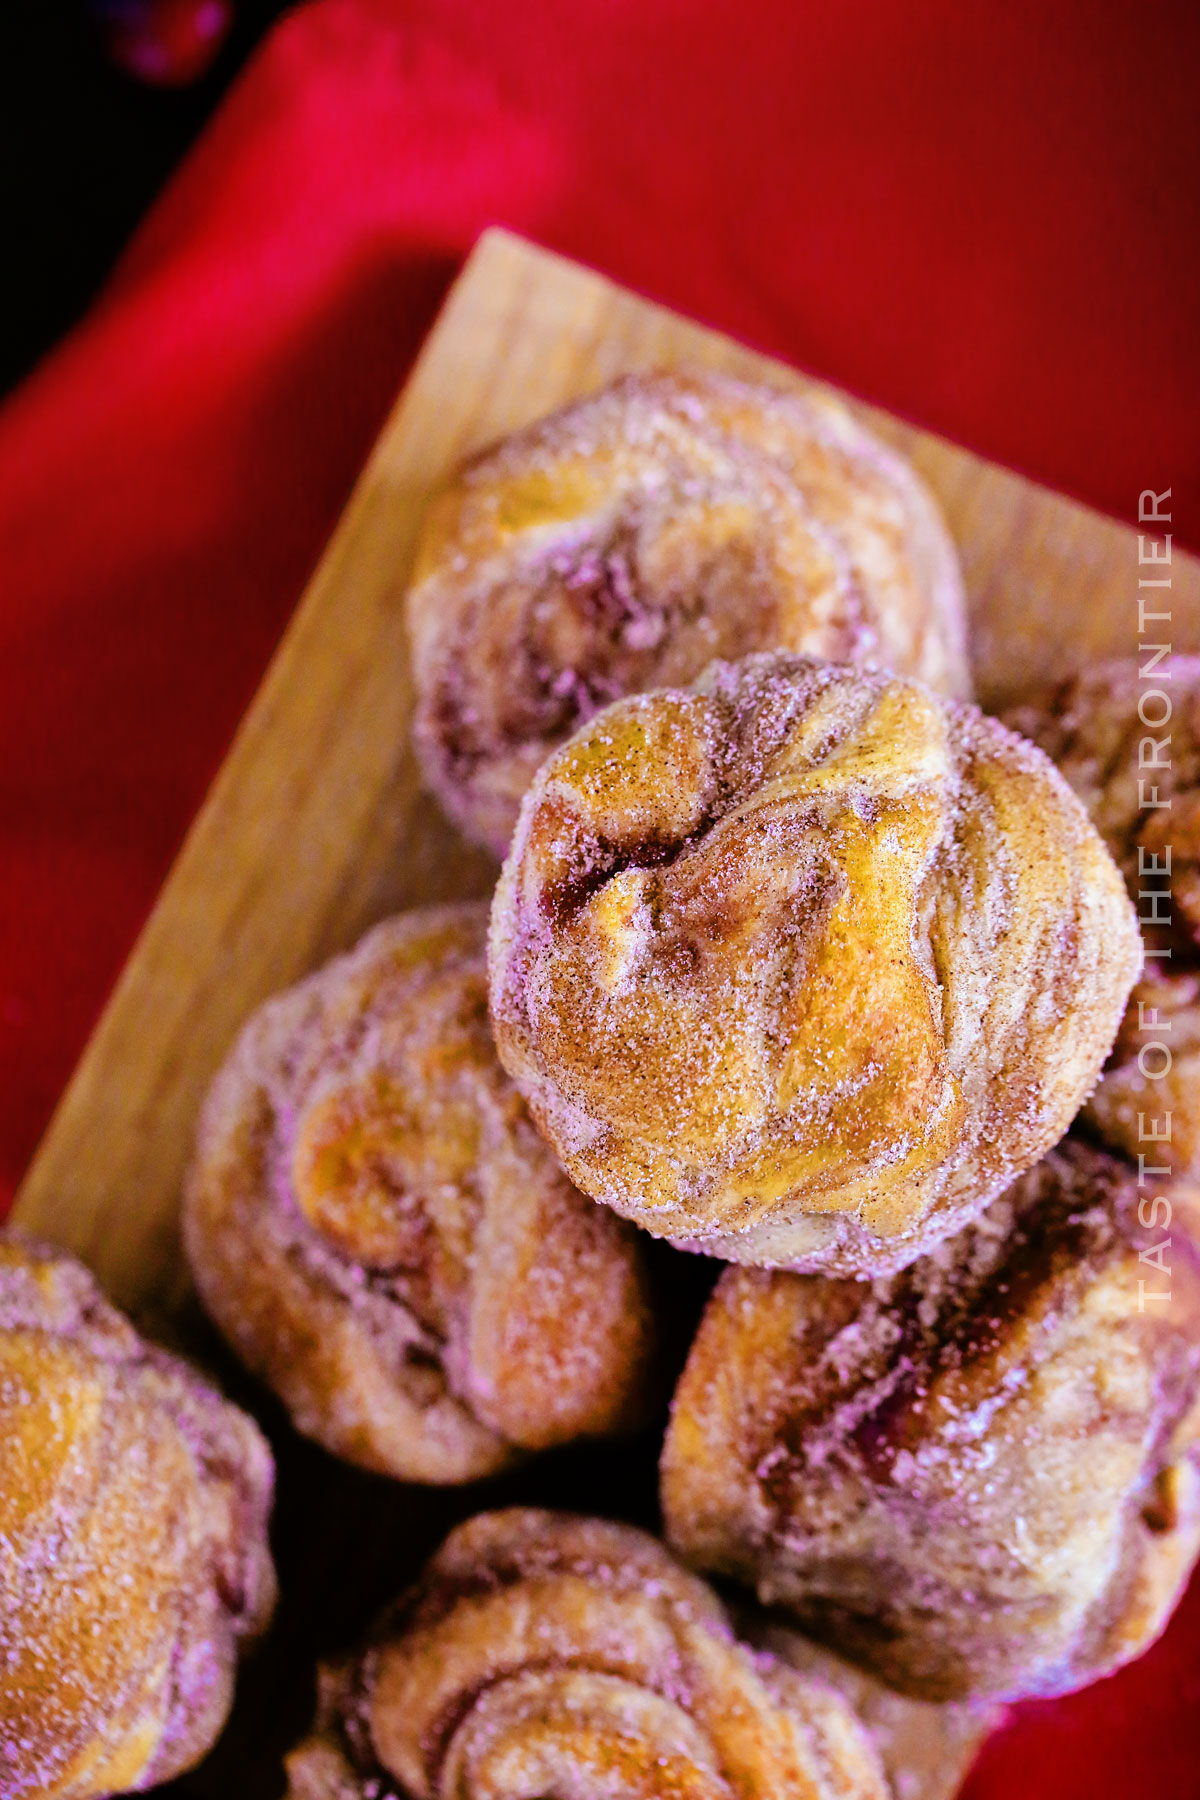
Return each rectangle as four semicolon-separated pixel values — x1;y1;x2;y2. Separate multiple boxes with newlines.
1004;658;1200;1176
409;369;969;853
184;904;655;1483
488;652;1140;1276
0;1234;276;1799
746;1625;999;1800
660;1140;1200;1701
283;1508;890;1800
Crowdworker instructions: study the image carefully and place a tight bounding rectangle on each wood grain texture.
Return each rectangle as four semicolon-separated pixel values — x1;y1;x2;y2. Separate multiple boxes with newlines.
8;228;1196;1798
14;225;1199;1309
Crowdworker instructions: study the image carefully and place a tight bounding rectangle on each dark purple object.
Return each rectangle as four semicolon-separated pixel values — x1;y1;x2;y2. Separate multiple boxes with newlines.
91;0;234;85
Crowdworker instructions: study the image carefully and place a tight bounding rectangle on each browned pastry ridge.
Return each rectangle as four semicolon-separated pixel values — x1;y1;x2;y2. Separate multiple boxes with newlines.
660;1139;1200;1702
283;1508;892;1800
408;368;970;854
745;1626;999;1800
184;903;654;1484
488;651;1141;1276
0;1234;276;1800
1004;657;1200;1175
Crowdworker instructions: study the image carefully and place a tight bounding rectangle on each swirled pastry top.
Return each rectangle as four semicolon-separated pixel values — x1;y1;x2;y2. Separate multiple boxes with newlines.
184;904;654;1484
661;1141;1200;1702
284;1508;889;1800
0;1235;276;1800
488;652;1141;1276
408;369;969;853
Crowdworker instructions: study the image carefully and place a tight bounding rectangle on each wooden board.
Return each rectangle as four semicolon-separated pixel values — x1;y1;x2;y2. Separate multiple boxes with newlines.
15;224;1199;1313
12;227;1199;1796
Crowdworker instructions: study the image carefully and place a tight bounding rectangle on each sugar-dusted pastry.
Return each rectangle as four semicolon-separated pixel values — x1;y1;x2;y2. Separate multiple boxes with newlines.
1004;657;1200;1175
284;1508;890;1800
661;1140;1200;1702
408;369;969;853
184;904;654;1484
0;1234;276;1800
489;651;1140;1276
747;1625;999;1800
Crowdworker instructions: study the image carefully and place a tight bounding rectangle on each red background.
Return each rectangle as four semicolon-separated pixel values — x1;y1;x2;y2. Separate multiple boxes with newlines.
1;2;1198;1792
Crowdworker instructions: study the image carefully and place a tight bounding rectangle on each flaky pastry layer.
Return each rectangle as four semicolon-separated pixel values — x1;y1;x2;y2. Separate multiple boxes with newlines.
0;1235;276;1799
1005;657;1200;1176
661;1140;1200;1700
409;369;969;853
284;1508;890;1800
490;652;1140;1274
185;904;654;1483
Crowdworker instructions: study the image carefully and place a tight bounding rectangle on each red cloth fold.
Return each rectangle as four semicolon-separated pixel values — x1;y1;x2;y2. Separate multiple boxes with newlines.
1;4;1197;1791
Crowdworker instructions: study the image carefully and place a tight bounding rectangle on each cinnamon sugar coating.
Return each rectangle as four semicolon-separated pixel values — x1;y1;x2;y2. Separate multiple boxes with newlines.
283;1508;890;1800
1004;658;1200;1176
0;1235;276;1799
489;652;1140;1276
184;904;654;1484
408;369;969;854
660;1140;1200;1701
745;1625;999;1800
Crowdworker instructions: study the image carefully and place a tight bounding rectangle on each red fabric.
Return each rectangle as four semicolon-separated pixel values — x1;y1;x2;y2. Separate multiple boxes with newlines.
1;4;1197;1791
